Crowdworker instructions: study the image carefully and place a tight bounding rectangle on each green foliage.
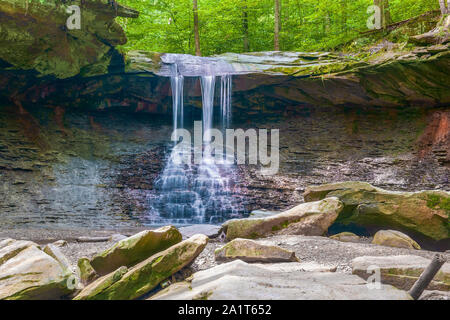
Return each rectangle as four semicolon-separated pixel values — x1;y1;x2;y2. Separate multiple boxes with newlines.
117;0;439;55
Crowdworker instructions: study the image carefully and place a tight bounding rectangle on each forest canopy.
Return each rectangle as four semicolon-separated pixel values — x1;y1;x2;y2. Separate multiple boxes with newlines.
117;0;439;56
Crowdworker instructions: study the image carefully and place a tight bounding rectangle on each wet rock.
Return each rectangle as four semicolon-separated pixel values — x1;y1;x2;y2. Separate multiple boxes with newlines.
330;232;360;243
304;181;450;241
372;230;421;250
222;198;343;241
90;226;182;275
74;234;208;300
215;238;299;263
150;260;411;300
77;257;98;285
352;255;450;291
0;239;74;300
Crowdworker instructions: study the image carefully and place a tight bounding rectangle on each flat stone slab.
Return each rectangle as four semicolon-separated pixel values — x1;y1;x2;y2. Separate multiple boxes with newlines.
352;255;450;291
150;260;411;300
215;238;299;263
179;225;221;239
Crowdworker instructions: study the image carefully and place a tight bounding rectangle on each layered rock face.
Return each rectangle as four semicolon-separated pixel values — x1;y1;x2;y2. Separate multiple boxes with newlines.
0;0;138;79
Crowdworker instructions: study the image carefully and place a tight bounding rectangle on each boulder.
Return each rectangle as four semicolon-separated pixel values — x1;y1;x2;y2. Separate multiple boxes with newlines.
90;226;182;275
43;243;73;271
410;15;450;45
77;258;98;285
372;230;421;250
303;181;450;241
73;266;128;300
178;225;221;239
150;260;411;300
214;238;299;263
352;255;450;291
330;232;361;243
74;234;208;300
0;239;74;300
222;198;343;241
109;234;128;243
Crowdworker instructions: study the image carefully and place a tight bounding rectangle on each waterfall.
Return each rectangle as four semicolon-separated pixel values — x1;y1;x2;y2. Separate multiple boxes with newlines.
220;75;232;130
151;68;244;225
170;73;184;131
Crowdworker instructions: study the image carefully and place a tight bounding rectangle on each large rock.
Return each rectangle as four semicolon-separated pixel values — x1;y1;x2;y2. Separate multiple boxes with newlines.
0;0;139;79
77;257;98;285
330;232;361;243
74;234;208;300
90;226;182;275
150;260;411;300
303;181;450;241
352;255;450;291
215;238;299;263
222;198;343;241
43;243;73;271
0;239;75;300
372;230;421;250
410;15;450;45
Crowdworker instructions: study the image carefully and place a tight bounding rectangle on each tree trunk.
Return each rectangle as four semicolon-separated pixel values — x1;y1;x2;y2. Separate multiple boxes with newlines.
193;0;201;56
274;0;281;50
439;0;449;14
243;1;249;52
341;0;348;36
374;0;392;28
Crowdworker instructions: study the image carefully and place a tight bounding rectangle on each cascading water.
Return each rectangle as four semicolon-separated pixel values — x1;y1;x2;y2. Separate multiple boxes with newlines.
152;64;244;225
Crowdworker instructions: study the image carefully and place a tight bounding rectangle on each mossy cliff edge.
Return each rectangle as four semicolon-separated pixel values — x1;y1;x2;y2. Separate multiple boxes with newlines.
0;0;138;79
0;7;449;112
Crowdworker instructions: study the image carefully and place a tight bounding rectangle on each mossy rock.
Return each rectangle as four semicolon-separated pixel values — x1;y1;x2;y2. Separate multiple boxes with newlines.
90;226;182;276
74;234;208;300
0;239;74;300
372;230;421;250
222;198;344;241
304;182;449;241
214;238;299;263
77;257;98;285
0;0;139;78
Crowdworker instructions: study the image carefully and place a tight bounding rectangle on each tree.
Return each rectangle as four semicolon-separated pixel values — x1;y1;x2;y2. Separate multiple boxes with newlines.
439;0;449;14
274;0;281;50
193;0;201;56
242;1;249;52
374;0;392;28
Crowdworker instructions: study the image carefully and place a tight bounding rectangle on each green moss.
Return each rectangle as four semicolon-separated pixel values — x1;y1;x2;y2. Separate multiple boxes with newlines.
249;232;260;239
